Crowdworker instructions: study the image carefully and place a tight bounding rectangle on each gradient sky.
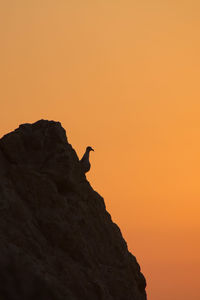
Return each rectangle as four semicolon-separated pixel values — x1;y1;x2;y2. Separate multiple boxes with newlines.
1;1;200;299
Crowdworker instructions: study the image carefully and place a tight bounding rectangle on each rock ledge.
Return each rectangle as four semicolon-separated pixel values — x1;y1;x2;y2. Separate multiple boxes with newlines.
0;120;146;300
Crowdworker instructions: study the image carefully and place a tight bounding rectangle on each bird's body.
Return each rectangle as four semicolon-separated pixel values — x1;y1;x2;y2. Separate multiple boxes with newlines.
80;146;94;173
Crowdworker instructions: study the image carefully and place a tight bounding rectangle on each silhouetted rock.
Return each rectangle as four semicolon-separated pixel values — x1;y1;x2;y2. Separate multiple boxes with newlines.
0;120;147;300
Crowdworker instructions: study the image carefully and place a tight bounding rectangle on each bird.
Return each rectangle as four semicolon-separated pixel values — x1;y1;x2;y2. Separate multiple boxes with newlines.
80;146;94;173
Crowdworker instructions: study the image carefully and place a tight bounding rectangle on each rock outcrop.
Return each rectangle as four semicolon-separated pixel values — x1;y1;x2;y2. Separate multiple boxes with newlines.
0;120;146;300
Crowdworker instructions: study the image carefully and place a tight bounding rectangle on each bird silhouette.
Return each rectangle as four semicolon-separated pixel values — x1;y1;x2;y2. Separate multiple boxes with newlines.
80;146;94;173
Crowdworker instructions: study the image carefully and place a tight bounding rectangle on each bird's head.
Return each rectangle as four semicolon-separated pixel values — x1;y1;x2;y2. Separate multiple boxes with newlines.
86;146;94;152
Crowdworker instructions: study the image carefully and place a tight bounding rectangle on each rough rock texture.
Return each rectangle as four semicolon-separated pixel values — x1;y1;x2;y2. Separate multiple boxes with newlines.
0;120;146;300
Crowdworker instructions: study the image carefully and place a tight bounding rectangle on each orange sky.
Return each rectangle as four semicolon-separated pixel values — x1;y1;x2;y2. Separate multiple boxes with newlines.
1;1;200;299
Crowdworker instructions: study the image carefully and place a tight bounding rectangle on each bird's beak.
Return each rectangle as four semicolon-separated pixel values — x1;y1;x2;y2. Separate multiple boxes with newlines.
91;148;94;151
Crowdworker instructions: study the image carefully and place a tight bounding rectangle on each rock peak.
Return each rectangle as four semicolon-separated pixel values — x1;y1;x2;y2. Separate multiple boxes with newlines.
0;120;146;300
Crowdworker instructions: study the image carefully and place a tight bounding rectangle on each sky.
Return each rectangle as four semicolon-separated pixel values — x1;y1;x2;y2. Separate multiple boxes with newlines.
1;1;200;299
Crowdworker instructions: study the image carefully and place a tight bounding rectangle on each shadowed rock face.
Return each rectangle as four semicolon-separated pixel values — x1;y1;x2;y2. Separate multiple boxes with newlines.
0;120;147;300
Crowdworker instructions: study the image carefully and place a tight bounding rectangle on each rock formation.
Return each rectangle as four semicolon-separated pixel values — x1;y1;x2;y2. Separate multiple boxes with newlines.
0;120;146;300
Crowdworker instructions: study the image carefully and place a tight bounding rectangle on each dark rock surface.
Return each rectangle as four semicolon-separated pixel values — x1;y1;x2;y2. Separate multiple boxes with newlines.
0;120;147;300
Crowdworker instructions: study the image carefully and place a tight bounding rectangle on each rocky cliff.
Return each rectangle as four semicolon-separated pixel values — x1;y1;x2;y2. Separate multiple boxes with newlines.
0;120;146;300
